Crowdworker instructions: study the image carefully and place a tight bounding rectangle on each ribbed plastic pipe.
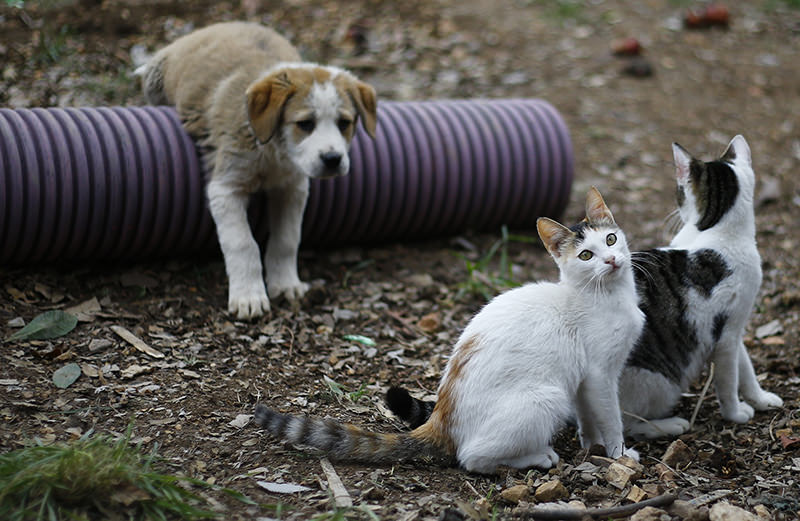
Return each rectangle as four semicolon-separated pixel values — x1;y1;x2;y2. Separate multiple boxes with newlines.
0;99;573;264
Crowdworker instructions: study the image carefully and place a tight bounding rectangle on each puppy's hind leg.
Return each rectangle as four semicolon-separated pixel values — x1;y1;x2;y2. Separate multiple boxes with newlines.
265;180;310;303
207;177;270;319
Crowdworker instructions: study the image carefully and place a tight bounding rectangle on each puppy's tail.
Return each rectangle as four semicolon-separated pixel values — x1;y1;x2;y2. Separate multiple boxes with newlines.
386;386;436;429
254;404;449;463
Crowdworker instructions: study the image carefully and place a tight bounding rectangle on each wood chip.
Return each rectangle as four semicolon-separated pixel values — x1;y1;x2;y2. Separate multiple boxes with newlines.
320;457;352;508
111;325;164;358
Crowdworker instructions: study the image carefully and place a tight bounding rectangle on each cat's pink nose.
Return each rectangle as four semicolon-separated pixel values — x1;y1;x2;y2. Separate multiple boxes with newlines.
605;256;618;269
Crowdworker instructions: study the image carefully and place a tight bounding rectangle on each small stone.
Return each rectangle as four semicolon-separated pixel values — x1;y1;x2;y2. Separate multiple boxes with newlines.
641;483;665;498
755;319;782;339
753;504;771;520
7;316;25;328
631;506;670;521
654;463;676;484
669;499;710;521
709;502;757;521
583;484;614;502
662;439;693;468
617;454;645;475
626;485;647;503
605;461;638;489
534;479;568;502
589;454;615;467
499;484;530;504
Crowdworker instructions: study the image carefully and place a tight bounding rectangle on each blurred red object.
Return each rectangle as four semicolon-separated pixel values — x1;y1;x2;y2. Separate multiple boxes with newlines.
684;4;730;29
612;37;642;56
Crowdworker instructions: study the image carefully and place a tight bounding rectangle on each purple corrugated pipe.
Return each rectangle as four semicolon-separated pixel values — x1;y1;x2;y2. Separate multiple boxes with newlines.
0;99;573;264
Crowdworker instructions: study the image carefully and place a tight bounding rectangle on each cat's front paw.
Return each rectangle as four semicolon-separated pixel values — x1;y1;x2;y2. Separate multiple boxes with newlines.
623;447;640;462
722;402;755;424
748;391;783;411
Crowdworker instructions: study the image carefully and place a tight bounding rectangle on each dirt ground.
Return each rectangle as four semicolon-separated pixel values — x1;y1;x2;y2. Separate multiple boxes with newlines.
1;1;800;519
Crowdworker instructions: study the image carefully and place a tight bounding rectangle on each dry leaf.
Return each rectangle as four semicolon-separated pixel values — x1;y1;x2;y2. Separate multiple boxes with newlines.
111;325;164;359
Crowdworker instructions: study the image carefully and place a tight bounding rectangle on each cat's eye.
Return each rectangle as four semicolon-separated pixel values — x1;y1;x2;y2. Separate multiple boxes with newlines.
606;233;617;246
296;119;316;133
578;250;593;261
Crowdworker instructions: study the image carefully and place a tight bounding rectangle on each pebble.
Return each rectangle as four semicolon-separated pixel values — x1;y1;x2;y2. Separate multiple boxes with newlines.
662;439;693;468
499;484;529;504
631;506;671;521
534;479;568;502
709;502;757;521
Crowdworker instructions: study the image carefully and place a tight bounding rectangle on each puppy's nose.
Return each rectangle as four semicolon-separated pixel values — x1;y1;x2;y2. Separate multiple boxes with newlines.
320;151;342;170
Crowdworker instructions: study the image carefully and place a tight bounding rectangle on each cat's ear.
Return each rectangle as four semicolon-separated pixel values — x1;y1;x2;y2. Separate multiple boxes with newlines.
672;142;692;183
585;186;615;225
722;135;751;166
537;217;573;258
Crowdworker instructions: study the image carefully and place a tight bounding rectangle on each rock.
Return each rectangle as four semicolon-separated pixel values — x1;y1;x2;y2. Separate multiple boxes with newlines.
669;499;710;521
631;506;671;521
499;484;529;504
605;461;639;489
654;463;676;484
534;480;568;502
753;504;771;519
626;485;648;503
662;439;693;468
617;454;645;475
583;484;614;502
755;319;783;339
418;312;442;333
709;502;757;521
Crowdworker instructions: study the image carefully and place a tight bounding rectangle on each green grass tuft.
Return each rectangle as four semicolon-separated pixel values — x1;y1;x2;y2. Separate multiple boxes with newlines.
0;425;229;520
455;226;538;302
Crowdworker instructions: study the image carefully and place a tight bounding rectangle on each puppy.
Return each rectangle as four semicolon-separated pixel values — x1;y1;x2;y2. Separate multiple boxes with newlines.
137;22;377;319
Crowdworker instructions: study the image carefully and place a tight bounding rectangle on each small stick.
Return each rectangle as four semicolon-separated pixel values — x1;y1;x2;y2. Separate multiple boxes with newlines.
689;362;714;431
520;493;677;520
320;457;352;508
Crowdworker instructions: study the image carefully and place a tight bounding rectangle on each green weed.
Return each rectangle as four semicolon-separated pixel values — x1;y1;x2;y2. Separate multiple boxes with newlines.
455;226;537;302
323;376;370;403
0;424;252;520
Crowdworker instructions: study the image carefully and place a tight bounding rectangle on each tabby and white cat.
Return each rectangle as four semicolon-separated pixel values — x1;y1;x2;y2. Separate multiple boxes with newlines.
388;135;783;441
621;135;783;438
254;188;644;473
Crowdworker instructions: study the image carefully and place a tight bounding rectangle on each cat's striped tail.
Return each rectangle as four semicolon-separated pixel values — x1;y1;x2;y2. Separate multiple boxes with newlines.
254;404;445;462
386;387;435;429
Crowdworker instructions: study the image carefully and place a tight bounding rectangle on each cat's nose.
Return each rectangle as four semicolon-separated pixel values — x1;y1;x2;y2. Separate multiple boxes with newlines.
605;256;618;269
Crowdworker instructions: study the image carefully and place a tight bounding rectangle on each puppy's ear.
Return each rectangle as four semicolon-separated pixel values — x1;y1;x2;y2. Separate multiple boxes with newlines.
344;79;377;139
246;71;296;143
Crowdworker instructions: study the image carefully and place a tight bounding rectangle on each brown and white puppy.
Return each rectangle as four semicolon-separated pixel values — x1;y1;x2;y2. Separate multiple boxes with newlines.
136;22;377;319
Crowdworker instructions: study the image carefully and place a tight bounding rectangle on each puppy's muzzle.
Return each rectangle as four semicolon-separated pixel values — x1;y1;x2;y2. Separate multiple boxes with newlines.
316;151;347;178
320;151;342;170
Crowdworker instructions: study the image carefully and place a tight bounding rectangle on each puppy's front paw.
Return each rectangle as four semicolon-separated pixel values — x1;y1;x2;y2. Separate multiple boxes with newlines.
722;402;755;424
228;289;270;319
268;280;310;303
748;391;783;411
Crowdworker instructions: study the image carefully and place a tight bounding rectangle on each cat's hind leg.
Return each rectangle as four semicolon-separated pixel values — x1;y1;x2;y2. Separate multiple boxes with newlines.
456;387;569;474
737;341;783;411
626;416;690;439
500;446;559;470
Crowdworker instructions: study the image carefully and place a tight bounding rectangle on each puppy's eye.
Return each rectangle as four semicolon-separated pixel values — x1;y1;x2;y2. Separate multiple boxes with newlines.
579;250;593;261
606;233;617;246
337;118;352;132
296;120;315;133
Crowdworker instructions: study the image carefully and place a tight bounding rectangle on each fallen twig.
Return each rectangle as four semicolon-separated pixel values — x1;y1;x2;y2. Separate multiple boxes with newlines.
519;493;676;520
689;362;714;430
320;457;352;508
